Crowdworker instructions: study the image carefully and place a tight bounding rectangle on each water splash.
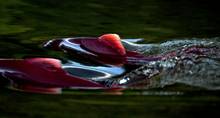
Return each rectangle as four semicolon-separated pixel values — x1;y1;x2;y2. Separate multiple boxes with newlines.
117;37;220;90
123;37;220;55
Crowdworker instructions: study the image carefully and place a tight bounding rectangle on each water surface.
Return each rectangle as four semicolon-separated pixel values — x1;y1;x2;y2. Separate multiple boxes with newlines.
0;0;220;118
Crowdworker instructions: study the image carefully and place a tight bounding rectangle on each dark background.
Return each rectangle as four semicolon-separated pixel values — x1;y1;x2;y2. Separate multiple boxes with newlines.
0;0;220;117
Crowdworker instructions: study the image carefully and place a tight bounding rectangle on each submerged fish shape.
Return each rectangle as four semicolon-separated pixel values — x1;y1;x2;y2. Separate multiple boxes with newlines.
1;34;220;94
44;34;220;90
44;34;160;65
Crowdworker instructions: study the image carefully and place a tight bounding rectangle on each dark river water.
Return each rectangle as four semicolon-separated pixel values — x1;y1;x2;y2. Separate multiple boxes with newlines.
0;0;220;118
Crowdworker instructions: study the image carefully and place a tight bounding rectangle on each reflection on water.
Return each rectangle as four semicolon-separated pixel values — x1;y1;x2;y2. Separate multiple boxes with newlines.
114;38;220;90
